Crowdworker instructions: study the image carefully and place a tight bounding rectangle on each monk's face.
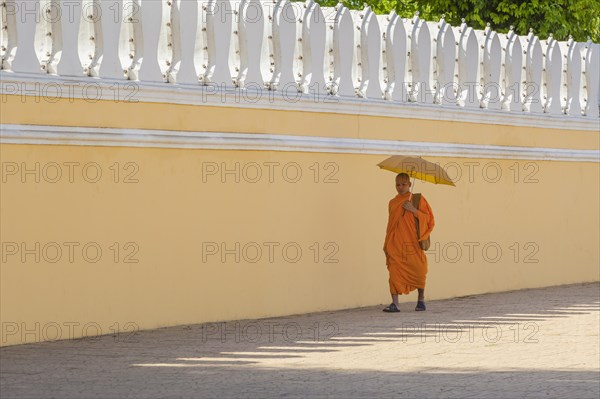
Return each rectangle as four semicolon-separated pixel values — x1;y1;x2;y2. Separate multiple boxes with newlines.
395;175;411;195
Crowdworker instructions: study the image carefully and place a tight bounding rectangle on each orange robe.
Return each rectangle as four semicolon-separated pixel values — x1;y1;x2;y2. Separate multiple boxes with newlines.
383;192;435;294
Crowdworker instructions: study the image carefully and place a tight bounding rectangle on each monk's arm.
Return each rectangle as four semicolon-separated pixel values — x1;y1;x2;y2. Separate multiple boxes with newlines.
383;202;393;251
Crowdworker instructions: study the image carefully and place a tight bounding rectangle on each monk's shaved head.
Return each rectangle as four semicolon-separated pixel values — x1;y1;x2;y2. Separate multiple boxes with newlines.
395;173;411;194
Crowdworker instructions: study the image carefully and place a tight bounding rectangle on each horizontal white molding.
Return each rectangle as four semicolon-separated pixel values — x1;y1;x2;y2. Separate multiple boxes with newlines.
1;124;598;163
1;72;598;132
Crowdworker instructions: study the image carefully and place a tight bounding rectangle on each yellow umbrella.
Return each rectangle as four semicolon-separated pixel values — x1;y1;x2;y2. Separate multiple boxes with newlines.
377;155;456;187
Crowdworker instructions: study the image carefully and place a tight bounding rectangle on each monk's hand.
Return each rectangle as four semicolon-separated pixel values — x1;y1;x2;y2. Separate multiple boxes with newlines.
402;201;418;214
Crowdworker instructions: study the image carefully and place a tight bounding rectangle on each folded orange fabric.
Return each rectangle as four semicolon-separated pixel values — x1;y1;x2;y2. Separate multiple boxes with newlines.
384;192;435;295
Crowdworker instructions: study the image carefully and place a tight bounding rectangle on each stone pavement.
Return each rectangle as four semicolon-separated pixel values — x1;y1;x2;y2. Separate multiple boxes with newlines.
1;283;599;399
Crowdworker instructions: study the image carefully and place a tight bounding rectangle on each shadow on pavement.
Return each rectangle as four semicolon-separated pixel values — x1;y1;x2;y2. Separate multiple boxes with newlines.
1;283;598;398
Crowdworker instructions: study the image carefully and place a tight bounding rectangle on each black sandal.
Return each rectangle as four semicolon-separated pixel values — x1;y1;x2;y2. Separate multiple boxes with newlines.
383;303;400;313
415;301;426;311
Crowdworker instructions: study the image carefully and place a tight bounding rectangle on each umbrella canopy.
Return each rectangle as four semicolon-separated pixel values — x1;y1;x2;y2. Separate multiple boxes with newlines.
377;155;456;186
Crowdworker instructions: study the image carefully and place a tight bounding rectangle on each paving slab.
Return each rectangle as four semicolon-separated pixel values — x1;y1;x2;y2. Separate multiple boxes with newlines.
1;283;599;398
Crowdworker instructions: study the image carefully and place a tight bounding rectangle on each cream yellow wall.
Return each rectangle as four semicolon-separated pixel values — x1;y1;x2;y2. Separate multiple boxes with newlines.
1;143;599;346
1;98;599;346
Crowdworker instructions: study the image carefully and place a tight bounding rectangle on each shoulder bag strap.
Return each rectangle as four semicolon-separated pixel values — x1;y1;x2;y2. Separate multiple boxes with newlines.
411;193;422;240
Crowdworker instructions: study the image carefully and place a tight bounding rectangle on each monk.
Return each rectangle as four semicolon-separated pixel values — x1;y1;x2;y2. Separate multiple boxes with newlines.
383;173;435;312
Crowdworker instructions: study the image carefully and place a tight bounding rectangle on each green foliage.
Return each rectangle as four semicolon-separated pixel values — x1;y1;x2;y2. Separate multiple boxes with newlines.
304;0;599;42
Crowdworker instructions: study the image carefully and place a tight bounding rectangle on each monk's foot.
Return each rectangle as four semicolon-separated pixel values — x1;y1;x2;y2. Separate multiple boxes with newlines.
415;301;426;311
383;303;400;313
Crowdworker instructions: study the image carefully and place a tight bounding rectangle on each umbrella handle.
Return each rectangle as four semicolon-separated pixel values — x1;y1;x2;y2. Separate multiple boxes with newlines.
402;176;417;216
